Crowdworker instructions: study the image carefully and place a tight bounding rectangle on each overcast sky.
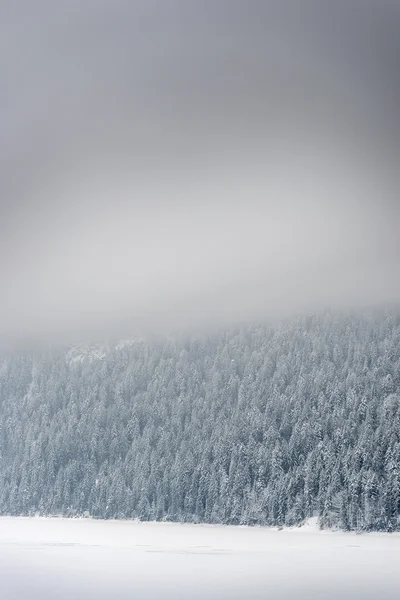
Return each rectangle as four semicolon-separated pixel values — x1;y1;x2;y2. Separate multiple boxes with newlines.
1;1;399;341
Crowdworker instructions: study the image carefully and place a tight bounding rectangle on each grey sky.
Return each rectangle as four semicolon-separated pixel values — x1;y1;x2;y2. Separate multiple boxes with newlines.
1;1;399;341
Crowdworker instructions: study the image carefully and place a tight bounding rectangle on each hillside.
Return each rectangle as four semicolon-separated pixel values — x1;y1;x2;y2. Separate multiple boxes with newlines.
0;310;399;531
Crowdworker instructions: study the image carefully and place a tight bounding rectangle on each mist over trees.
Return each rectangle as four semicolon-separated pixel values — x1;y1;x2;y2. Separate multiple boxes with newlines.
0;310;399;531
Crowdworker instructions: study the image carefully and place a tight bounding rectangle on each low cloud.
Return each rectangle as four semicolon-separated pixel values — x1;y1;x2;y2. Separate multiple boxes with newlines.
1;1;399;341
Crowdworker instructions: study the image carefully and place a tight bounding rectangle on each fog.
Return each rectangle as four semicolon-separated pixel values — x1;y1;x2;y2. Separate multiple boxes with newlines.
1;1;399;341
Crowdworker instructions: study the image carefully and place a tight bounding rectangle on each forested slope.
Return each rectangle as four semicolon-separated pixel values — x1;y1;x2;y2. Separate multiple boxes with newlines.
0;310;399;530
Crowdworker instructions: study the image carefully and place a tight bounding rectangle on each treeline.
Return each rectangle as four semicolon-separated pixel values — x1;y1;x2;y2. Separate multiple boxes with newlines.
0;310;399;531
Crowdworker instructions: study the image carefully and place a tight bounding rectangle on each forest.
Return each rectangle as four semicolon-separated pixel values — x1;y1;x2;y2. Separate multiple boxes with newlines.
0;309;399;531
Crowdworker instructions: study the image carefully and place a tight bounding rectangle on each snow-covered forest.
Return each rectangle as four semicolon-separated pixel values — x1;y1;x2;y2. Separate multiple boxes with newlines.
0;310;399;531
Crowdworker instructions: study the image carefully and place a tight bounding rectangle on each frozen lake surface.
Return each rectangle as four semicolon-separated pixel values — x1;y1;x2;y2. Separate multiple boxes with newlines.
1;517;400;599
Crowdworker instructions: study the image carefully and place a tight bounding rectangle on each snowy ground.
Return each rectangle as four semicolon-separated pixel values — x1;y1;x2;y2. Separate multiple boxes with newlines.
1;517;399;599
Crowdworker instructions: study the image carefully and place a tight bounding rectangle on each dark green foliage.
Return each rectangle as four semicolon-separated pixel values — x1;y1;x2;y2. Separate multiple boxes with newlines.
0;310;399;530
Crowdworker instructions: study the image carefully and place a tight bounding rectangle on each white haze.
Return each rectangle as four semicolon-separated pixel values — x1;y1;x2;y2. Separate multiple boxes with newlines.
2;152;399;342
1;1;399;341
